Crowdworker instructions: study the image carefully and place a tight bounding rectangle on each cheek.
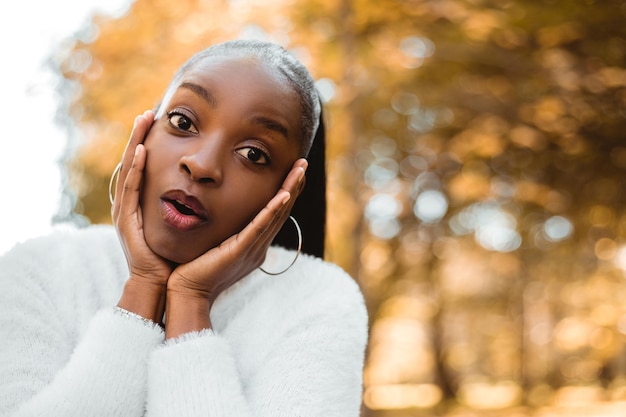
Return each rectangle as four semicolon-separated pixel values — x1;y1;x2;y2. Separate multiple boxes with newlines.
143;134;176;180
223;176;281;230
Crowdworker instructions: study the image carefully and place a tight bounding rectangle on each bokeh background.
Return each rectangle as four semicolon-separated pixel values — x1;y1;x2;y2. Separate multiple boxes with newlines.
6;0;626;415
0;0;130;255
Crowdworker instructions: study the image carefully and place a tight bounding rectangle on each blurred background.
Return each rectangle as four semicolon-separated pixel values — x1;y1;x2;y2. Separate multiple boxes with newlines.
4;0;626;415
0;0;130;255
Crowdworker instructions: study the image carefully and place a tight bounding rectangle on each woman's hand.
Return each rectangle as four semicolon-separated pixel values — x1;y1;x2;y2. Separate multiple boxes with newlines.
113;111;171;323
164;158;308;338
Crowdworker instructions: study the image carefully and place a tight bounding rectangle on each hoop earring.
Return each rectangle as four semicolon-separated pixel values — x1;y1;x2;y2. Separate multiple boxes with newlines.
109;162;122;205
260;216;302;276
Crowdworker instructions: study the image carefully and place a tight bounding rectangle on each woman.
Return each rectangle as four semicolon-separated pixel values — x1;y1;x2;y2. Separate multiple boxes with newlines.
0;40;368;417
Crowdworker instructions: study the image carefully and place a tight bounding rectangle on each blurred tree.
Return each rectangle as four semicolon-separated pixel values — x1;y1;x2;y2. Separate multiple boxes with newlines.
57;0;626;415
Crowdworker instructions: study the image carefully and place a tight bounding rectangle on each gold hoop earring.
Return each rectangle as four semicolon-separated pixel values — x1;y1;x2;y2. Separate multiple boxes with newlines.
109;162;122;205
260;216;302;276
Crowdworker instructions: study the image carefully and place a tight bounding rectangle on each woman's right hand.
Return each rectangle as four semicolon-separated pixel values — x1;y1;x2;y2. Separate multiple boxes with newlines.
113;111;171;322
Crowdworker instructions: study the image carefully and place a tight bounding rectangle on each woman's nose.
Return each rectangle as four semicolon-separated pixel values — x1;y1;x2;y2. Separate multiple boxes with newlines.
178;141;224;185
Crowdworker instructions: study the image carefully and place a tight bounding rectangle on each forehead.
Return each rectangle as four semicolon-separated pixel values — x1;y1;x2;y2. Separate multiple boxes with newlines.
180;56;298;113
188;55;287;88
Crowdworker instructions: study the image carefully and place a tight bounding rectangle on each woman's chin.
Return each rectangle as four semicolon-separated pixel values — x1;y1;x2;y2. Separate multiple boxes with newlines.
145;232;202;266
159;250;193;266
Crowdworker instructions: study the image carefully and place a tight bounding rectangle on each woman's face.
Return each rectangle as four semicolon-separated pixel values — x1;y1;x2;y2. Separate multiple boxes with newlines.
141;56;303;264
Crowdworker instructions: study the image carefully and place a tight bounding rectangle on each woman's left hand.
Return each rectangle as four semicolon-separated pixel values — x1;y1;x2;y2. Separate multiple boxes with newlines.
164;158;307;338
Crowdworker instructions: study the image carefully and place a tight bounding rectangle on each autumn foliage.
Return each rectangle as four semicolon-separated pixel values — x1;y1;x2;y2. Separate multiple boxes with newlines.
58;0;626;415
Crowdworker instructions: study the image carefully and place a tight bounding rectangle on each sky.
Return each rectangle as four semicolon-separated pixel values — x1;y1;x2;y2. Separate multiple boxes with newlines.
0;0;131;255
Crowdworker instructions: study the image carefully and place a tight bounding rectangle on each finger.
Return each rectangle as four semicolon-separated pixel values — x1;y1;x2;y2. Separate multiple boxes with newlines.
272;159;307;221
117;144;147;228
256;191;293;249
236;158;307;243
281;158;308;197
254;159;311;256
117;111;153;199
230;190;291;256
113;111;154;217
250;160;308;247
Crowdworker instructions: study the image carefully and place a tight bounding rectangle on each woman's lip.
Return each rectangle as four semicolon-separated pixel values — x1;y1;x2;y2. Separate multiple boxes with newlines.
160;190;209;220
160;199;208;231
159;189;210;231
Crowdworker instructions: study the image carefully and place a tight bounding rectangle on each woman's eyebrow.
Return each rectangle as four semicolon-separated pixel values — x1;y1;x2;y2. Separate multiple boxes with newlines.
179;82;217;107
177;81;289;140
247;115;289;140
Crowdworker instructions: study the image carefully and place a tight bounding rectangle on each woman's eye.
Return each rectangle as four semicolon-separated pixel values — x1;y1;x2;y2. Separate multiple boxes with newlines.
236;147;270;165
168;112;198;133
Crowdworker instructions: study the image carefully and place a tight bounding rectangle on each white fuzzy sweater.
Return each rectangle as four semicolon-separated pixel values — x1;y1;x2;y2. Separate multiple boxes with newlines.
0;225;368;417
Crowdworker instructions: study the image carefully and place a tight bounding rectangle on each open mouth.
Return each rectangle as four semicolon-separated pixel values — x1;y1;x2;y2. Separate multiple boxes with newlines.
159;190;210;231
169;199;198;217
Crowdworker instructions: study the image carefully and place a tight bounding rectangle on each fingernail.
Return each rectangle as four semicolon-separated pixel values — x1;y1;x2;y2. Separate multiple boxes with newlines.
281;192;291;206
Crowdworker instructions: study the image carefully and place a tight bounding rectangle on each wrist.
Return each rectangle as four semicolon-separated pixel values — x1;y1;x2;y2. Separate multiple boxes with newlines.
165;290;213;340
117;278;167;324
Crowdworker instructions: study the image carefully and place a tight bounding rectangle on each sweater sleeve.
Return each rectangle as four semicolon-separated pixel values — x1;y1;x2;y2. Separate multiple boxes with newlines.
5;311;164;417
145;259;368;417
146;331;251;417
0;227;165;417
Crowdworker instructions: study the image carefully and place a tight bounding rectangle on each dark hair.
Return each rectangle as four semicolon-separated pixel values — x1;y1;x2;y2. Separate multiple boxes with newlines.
169;40;327;258
273;105;326;258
